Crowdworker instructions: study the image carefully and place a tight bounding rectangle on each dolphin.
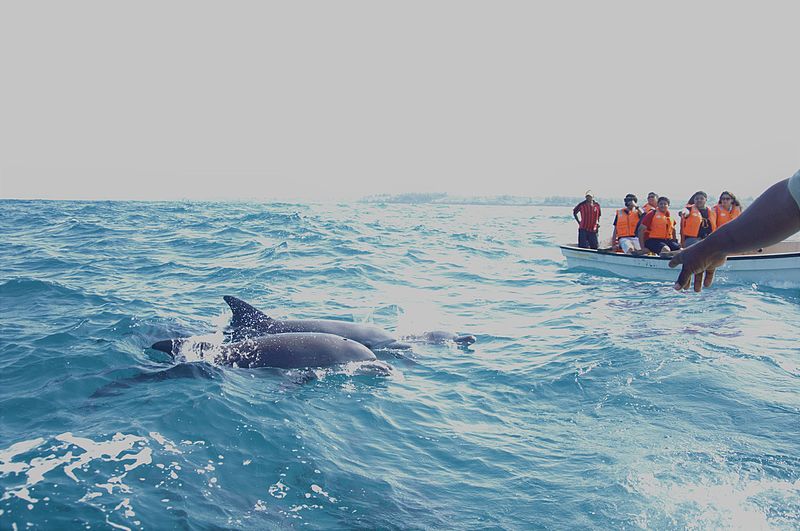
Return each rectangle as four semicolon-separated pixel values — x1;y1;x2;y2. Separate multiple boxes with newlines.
151;332;377;369
223;295;412;350
402;331;477;346
91;363;220;397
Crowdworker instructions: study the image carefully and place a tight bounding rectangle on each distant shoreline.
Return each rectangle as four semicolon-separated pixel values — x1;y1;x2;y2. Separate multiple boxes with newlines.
359;192;756;208
359;193;606;207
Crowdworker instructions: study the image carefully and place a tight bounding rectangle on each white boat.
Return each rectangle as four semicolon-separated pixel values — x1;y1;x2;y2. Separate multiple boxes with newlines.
560;241;800;286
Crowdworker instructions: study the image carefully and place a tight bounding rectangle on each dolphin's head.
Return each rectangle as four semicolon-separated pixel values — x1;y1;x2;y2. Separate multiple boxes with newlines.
454;334;476;346
150;339;186;356
150;338;222;363
415;331;476;346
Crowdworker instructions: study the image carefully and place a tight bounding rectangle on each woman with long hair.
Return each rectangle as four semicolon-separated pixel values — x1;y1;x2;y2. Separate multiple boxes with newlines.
679;191;717;247
713;191;742;227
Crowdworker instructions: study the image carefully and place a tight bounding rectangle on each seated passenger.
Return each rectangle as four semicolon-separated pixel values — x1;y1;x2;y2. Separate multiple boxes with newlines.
679;191;717;247
678;194;694;242
612;194;643;254
638;196;680;256
642;192;659;214
669;172;800;292
713;191;741;227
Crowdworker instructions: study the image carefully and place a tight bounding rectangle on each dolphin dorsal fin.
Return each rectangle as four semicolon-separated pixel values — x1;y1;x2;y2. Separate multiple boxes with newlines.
223;295;272;328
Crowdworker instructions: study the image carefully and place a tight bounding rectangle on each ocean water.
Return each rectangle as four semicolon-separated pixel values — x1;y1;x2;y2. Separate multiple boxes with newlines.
1;199;798;530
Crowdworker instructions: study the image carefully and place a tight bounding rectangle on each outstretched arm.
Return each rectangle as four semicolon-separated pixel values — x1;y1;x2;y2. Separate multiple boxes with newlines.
669;176;800;291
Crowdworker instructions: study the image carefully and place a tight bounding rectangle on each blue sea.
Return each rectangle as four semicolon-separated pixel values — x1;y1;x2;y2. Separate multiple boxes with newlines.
1;199;798;530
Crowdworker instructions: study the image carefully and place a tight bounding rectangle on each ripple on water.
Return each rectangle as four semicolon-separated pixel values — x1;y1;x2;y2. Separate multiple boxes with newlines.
1;200;799;529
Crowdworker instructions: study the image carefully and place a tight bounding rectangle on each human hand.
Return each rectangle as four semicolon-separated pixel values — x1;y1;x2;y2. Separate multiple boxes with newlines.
668;242;728;292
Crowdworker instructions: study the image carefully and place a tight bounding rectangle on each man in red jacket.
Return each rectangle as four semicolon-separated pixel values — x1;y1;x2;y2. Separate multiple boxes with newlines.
573;191;601;249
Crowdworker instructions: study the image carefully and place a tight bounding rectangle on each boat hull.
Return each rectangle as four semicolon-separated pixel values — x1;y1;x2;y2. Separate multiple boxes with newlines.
560;245;800;286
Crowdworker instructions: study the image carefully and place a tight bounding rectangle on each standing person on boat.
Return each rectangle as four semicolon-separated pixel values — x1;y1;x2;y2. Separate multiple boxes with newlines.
679;191;717;247
713;191;741;228
573;191;601;249
670;171;800;292
637;196;680;256
643;192;659;214
612;194;643;254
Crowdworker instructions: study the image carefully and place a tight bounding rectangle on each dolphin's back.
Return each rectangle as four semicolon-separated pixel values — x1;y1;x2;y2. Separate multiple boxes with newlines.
224;295;272;329
224;333;376;369
266;319;397;349
224;295;402;349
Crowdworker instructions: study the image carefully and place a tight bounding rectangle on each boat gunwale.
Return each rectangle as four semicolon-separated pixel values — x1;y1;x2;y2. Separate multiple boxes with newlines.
559;244;800;261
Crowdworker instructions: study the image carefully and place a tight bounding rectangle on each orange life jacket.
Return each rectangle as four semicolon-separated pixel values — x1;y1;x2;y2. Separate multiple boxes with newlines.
647;210;675;240
615;208;641;238
679;202;692;236
682;205;717;238
643;203;657;214
713;204;740;227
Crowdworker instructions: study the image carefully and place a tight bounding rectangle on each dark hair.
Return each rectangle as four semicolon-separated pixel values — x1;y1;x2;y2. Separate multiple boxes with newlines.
624;194;638;203
687;191;707;205
658;196;670;205
647;191;657;198
718;191;740;207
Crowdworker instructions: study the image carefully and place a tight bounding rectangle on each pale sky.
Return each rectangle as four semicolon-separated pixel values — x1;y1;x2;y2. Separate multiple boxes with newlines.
1;1;798;202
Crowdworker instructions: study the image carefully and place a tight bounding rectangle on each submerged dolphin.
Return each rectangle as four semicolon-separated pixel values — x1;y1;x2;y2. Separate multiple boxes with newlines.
151;332;376;369
402;331;477;346
91;363;220;397
223;295;412;350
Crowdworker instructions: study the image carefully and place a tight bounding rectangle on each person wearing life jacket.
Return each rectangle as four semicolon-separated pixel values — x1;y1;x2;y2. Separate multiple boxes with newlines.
669;171;800;292
678;193;697;243
713;191;741;228
678;193;697;236
637;196;680;256
679;191;717;247
642;192;659;214
612;194;643;254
